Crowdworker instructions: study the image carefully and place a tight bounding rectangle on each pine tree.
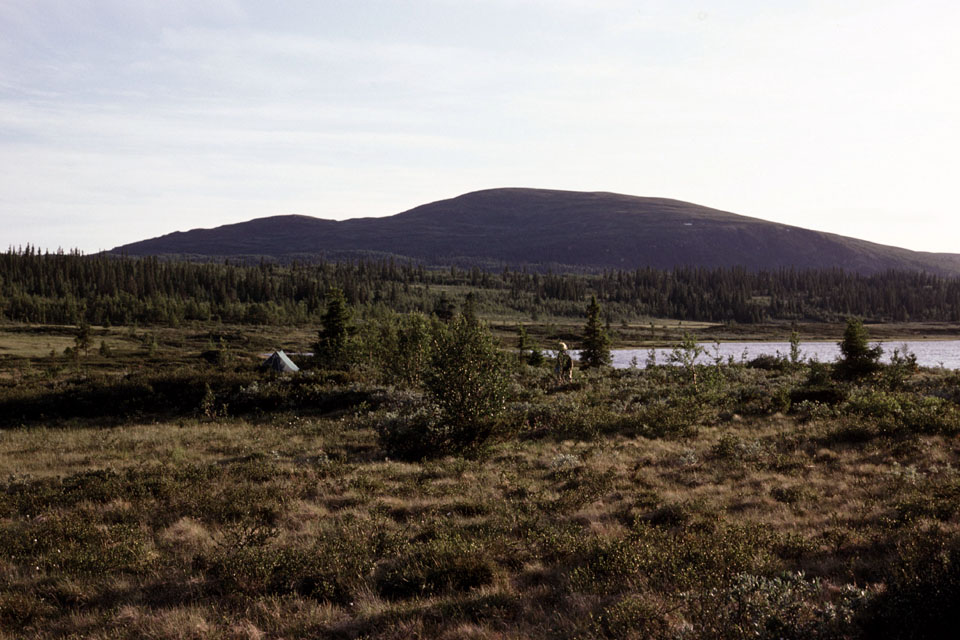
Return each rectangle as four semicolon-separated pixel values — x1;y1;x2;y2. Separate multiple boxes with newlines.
580;295;612;368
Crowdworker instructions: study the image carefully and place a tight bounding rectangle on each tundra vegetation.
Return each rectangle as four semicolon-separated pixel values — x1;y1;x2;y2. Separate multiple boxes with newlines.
2;260;960;638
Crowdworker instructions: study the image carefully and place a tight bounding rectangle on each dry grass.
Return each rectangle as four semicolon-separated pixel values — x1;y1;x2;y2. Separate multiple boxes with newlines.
4;324;960;638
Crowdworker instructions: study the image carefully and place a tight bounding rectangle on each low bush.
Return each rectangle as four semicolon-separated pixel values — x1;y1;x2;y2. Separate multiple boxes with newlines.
748;354;786;371
856;533;960;639
593;595;669;639
734;382;792;416
625;393;706;439
375;536;496;600
1;514;152;576
841;389;960;436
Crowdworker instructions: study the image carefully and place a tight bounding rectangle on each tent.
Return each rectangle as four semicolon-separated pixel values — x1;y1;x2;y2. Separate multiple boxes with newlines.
261;350;300;373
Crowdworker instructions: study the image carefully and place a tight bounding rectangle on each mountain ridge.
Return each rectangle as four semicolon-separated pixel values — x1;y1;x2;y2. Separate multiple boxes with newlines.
110;188;960;275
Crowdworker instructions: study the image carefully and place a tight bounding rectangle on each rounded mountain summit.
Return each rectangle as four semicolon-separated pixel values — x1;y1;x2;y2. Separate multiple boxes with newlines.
110;188;960;275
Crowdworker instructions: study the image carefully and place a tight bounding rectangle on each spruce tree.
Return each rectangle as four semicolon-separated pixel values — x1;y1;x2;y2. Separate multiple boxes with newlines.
580;295;612;368
74;320;92;356
462;292;478;326
517;324;530;359
315;287;353;369
835;317;883;379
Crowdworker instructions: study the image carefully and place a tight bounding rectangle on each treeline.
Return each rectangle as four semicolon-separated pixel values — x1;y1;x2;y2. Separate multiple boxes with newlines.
2;249;960;325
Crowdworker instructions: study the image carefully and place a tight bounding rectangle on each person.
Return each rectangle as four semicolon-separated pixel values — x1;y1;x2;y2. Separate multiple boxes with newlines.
555;342;574;382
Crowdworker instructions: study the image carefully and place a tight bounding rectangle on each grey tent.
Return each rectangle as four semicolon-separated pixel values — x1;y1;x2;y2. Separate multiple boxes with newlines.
261;350;300;373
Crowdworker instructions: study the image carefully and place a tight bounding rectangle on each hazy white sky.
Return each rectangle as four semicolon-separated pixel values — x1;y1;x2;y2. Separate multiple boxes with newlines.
2;0;958;254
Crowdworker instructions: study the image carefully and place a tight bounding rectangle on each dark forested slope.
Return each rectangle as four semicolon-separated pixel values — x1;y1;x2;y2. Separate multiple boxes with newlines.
110;188;960;275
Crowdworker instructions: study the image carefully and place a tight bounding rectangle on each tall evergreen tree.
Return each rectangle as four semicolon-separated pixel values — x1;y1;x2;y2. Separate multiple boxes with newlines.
516;323;530;358
74;320;92;356
315;287;353;369
462;292;478;326
579;295;612;368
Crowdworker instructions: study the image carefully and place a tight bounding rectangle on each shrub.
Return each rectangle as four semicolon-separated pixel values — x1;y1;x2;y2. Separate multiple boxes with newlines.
711;434;764;462
900;396;960;435
688;572;825;640
376;406;445;461
626;393;706;439
205;520;389;604
856;534;960;639
513;395;615;441
735;381;792;416
791;399;836;423
790;361;846;407
375;536;495;600
593;595;669;638
379;315;509;459
668;333;705;390
425;315;508;433
362;310;436;386
841;389;960;436
882;345;919;390
748;354;785;371
527;347;545;367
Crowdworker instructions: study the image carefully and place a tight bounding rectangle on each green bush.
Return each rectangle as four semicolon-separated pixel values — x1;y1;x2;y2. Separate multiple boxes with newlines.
593;595;669;638
841;389;960;436
368;311;435;385
376;406;445;461
425;316;508;435
627;393;706;439
882;345;919;390
1;514;151;576
748;354;786;371
379;315;509;459
856;534;960;639
735;382;792;416
513;395;614;441
688;572;827;640
790;361;846;407
205;520;391;604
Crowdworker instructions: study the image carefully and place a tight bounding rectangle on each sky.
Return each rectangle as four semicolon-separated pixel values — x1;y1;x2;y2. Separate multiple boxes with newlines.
1;0;958;254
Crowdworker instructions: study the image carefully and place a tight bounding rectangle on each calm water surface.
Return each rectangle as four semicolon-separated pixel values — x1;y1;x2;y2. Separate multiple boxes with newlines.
597;341;960;370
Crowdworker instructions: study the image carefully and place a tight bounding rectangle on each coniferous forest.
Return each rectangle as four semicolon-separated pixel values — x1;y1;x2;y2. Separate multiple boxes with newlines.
2;249;960;326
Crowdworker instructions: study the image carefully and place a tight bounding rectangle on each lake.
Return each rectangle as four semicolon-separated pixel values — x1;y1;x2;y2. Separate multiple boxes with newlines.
580;341;960;370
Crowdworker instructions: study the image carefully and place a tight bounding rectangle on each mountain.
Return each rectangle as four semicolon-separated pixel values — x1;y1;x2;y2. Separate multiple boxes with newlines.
109;188;960;275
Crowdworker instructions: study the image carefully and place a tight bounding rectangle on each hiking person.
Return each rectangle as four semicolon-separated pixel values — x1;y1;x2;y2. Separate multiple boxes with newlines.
555;342;574;382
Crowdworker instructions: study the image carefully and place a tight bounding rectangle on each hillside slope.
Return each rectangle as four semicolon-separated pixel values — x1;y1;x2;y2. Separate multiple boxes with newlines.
110;188;960;274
